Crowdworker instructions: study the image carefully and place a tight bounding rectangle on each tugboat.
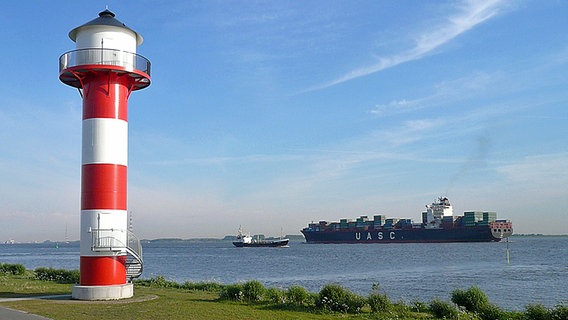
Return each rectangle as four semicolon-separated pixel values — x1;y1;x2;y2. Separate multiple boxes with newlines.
232;226;289;247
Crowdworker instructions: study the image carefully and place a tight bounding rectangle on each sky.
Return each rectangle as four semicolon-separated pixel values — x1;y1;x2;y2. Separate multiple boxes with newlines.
1;0;567;242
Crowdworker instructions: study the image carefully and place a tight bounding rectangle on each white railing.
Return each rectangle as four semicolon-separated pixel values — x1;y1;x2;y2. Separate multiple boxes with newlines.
126;230;143;280
126;230;143;262
59;48;151;76
91;228;126;252
90;228;144;280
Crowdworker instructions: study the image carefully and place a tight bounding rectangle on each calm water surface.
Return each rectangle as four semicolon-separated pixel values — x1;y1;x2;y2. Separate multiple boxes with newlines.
1;236;566;310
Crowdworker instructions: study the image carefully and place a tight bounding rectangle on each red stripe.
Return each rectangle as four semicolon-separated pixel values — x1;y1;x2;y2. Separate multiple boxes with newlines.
82;71;130;121
81;164;127;210
80;256;127;285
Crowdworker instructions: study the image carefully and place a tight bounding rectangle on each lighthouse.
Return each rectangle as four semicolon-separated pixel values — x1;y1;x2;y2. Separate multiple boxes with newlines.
59;9;149;300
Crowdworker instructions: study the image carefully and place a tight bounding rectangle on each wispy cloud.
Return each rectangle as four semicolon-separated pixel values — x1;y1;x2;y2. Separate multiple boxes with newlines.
146;153;307;167
306;0;508;92
371;99;416;116
370;71;496;116
496;153;568;186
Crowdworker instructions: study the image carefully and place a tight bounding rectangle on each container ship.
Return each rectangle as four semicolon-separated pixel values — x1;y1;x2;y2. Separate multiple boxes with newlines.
301;197;513;243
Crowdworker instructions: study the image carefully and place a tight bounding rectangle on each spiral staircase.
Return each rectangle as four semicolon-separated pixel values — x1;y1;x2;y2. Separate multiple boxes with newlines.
90;229;143;282
125;230;143;282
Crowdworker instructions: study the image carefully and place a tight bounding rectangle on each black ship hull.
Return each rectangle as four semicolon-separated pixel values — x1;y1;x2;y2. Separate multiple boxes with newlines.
301;227;504;244
233;239;289;247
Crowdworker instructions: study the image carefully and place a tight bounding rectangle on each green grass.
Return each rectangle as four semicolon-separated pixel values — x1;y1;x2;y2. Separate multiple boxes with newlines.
2;272;567;320
0;285;423;320
0;272;71;297
0;274;428;320
3;287;329;320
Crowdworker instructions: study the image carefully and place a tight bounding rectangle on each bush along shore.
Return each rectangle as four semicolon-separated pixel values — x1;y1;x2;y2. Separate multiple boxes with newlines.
2;263;567;320
0;263;79;284
134;276;567;320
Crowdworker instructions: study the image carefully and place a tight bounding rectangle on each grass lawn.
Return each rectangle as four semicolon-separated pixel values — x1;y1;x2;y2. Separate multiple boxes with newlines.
7;271;565;320
0;275;428;320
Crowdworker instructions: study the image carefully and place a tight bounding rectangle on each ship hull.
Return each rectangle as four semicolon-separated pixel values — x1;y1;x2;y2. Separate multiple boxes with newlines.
301;227;504;244
233;239;289;247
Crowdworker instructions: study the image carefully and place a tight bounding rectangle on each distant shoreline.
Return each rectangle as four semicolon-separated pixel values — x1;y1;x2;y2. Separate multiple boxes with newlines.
3;233;567;245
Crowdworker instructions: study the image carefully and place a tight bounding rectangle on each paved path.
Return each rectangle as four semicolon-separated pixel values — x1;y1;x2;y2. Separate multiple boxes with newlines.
0;295;71;303
0;306;52;320
0;295;70;320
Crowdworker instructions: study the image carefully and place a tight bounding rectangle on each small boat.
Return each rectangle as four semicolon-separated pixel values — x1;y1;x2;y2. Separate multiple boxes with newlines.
232;226;289;247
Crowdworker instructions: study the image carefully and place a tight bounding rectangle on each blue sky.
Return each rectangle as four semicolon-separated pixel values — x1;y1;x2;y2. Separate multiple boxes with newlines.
1;0;567;242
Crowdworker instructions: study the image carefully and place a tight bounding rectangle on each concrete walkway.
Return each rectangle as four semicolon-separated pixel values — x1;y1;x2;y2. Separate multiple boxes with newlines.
0;306;52;320
0;295;71;303
0;295;70;320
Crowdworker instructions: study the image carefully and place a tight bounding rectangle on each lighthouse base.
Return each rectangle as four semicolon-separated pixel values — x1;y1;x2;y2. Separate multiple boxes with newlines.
72;283;133;300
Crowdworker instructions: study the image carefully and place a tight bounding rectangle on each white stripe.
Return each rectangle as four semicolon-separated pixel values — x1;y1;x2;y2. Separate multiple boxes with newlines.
80;209;128;256
82;118;128;165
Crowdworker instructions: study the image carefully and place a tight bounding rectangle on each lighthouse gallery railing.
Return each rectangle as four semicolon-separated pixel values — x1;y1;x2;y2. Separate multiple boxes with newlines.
59;48;151;76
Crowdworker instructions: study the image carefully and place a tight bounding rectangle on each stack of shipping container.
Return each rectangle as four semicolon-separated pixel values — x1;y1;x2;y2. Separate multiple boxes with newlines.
463;211;497;227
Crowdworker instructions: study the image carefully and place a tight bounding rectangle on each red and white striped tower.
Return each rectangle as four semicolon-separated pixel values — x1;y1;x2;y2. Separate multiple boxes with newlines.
59;9;150;300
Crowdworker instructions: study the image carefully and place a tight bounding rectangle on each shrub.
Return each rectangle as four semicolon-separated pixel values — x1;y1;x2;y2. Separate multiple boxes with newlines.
429;299;459;320
143;275;180;288
550;304;568;320
242;280;266;302
220;283;244;301
308;292;319;306
368;292;390;313
391;301;413;318
317;284;365;314
478;302;506;320
34;267;79;284
266;287;286;304
181;281;223;292
411;300;429;313
134;277;176;288
525;303;550;320
0;263;26;275
368;282;390;313
286;285;310;306
451;286;489;313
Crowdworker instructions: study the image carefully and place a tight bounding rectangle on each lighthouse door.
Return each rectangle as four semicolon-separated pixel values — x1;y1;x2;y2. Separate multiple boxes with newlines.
100;38;119;66
100;36;134;70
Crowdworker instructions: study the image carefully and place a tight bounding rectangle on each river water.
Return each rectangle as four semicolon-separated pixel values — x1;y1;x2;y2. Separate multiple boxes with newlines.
1;236;566;310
